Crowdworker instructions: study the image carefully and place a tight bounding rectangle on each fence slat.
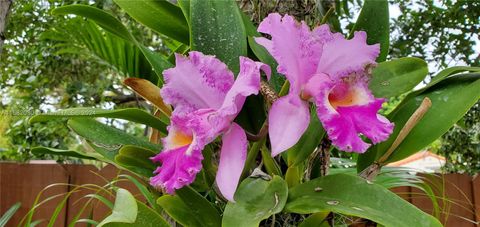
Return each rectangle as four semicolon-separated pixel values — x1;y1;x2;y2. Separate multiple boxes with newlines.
472;175;480;227
2;163;479;227
0;163;69;227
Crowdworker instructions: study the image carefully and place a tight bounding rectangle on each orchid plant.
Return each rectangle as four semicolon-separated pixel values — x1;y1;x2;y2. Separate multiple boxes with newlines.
28;0;480;226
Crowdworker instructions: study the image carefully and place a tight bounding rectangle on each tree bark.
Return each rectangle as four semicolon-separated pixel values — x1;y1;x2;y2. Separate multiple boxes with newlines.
0;0;12;55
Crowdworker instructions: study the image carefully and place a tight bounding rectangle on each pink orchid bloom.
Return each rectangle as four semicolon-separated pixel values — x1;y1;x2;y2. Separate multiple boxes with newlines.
255;13;394;156
150;51;270;202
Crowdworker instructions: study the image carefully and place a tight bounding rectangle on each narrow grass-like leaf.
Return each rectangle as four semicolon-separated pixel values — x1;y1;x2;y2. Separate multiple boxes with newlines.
0;202;21;227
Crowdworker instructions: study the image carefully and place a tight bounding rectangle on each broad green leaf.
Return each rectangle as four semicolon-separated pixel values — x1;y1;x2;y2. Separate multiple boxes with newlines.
286;108;325;167
426;66;480;89
67;118;160;162
350;0;389;62
190;0;247;73
286;174;441;227
115;145;157;177
103;200;169;227
369;57;428;98
31;146;102;160
52;5;134;42
177;0;190;24
113;0;189;44
223;176;288;227
381;74;480;163
98;189;137;227
30;107;167;134
119;175;160;212
175;186;221;227
298;212;330;227
358;73;480;170
157;195;202;227
98;191;170;227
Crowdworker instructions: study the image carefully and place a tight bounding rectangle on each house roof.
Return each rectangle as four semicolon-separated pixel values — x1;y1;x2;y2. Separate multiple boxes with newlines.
388;150;445;167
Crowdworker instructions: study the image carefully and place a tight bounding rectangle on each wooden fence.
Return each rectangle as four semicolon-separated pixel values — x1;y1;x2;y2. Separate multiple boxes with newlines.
0;163;479;227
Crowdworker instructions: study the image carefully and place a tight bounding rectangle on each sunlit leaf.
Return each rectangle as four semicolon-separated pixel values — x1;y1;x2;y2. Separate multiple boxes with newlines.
369;57;429;98
223;176;288;227
286;174;441;227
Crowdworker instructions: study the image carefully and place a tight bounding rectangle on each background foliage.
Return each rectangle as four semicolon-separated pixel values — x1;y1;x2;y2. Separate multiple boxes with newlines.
1;0;479;174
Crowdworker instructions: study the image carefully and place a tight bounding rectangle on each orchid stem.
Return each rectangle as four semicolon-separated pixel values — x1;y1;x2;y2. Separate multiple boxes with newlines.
245;122;269;141
241;138;266;179
278;80;290;97
320;7;335;25
377;97;432;164
359;97;432;181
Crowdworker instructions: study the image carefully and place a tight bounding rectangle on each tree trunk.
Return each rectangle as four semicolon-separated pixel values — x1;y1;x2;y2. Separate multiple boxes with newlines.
0;0;12;55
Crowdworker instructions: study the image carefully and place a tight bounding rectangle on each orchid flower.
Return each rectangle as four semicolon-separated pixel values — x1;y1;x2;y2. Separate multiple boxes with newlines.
255;13;394;156
149;51;270;201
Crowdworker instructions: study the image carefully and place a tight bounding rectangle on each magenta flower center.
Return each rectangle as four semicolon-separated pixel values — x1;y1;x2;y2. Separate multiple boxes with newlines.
328;81;369;110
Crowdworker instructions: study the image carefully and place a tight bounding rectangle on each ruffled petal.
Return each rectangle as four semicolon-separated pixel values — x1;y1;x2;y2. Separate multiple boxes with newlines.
161;51;235;114
150;145;203;194
337;100;394;144
268;94;310;156
215;123;247;202
219;57;271;118
305;74;393;153
255;13;326;92
316;31;380;79
150;110;230;193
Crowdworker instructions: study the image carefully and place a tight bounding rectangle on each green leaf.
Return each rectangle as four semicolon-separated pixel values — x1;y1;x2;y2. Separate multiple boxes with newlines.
350;0;389;62
98;191;169;227
298;212;330;227
223;176;288;227
119;174;160;212
30;107;167;134
52;5;134;42
241;12;284;92
137;45;173;85
103;200;169;227
67;118;160;162
376;74;480;164
190;0;247;73
115;145;157;177
175;186;221;227
357;66;480;172
157;195;202;227
286;108;325;167
0;202;21;227
31;146;101;160
369;57;429;98
420;66;480;91
113;0;189;44
286;174;441;227
260;146;282;176
98;189;137;227
53;5;172;84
